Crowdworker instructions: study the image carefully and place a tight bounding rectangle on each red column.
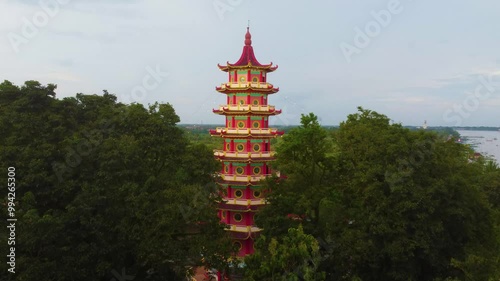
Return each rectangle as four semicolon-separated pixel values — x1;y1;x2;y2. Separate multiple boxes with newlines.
246;208;251;225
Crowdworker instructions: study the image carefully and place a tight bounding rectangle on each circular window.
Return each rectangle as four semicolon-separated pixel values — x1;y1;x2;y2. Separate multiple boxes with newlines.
239;100;244;105
228;120;231;127
234;241;242;250
226;143;230;150
252;99;259;105
237;121;245;128
252;77;258;82
221;211;226;219
239;76;246;82
224;165;229;173
236;144;244;152
253;167;261;175
252;121;260;128
234;213;243;222
253;190;261;198
235;190;243;198
235;166;244;175
253;144;260;152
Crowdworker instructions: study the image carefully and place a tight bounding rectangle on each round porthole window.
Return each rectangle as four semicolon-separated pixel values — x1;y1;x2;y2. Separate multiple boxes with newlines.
224;165;229;173
253;167;261;175
221;211;226;219
234;213;243;222
235;189;243;198
239;76;246;82
253;144;260;152
253;190;261;198
253;99;259;105
252;77;258;82
252;121;260;128
236;144;244;152
237;121;245;128
236;166;244;175
234;241;242;250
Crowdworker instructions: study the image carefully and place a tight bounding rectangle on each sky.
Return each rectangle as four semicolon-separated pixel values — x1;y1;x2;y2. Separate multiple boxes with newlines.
1;0;499;126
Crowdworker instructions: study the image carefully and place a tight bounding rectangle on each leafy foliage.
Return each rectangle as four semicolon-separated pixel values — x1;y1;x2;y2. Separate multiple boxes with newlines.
245;225;325;281
251;108;500;281
0;81;232;281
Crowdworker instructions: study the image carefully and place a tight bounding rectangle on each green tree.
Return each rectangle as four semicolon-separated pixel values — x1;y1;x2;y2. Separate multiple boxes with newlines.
245;225;325;281
0;81;232;281
326;108;499;280
256;113;337;238
252;107;500;281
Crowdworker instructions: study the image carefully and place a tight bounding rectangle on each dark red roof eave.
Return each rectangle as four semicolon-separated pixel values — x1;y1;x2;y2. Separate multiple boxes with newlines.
217;27;278;72
215;86;280;93
232;45;267;67
217;63;278;72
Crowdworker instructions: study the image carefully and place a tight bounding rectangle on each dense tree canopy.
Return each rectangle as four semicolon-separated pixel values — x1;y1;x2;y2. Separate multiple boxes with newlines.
2;81;499;281
245;225;325;281
0;80;232;281
250;108;500;281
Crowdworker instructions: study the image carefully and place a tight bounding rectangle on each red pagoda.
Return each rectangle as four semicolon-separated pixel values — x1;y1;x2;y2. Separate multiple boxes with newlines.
210;27;283;257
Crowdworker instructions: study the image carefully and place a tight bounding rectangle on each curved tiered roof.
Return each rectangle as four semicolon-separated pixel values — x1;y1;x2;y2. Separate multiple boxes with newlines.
209;127;284;139
215;82;279;94
218;27;278;72
212;105;282;116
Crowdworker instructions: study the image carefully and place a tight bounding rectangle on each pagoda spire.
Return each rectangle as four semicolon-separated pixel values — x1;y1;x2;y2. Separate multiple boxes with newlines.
245;27;252;46
217;27;278;72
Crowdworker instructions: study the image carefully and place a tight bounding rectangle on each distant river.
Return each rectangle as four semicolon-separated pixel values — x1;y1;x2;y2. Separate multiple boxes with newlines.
457;130;500;163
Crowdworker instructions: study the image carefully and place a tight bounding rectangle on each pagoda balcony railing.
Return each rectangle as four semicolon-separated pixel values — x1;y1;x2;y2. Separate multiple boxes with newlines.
214;150;276;159
211;127;283;135
215;104;279;112
218;82;274;89
227;225;262;233
220;173;271;183
223;198;267;206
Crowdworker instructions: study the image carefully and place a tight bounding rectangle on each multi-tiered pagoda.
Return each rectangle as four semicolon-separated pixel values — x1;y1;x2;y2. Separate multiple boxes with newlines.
210;27;283;257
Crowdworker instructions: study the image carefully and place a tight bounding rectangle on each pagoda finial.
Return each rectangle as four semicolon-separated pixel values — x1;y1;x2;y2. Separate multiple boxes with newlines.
245;25;252;46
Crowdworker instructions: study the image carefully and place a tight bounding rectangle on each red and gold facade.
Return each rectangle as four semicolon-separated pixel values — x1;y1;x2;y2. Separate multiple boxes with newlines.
210;28;283;257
